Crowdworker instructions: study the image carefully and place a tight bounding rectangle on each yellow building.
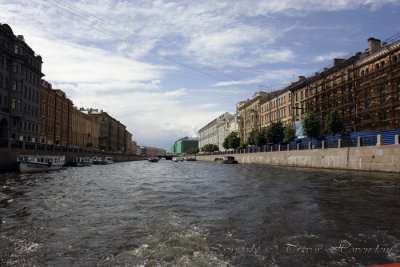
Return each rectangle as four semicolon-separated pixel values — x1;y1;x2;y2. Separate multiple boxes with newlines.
260;89;292;128
71;107;99;149
236;91;268;143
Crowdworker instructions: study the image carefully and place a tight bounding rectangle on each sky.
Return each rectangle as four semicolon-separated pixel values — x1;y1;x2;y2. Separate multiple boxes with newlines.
1;0;400;149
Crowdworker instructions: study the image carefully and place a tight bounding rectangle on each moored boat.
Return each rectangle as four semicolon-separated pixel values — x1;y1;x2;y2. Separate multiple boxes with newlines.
17;155;65;173
213;156;238;164
93;156;114;165
148;157;160;162
72;156;93;167
172;156;184;162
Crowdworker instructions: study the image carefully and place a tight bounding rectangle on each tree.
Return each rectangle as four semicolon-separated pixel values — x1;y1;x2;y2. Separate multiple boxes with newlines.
201;144;219;152
186;147;199;154
283;124;296;142
325;110;344;135
246;129;267;146
223;131;241;149
303;112;321;139
264;121;284;144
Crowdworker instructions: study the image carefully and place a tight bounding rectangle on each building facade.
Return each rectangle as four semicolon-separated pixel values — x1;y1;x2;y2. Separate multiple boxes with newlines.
236;91;268;144
353;38;400;130
40;80;73;145
71;107;99;149
299;37;400;132
125;130;134;154
86;109;126;152
217;113;237;150
175;137;199;154
260;89;292;129
0;23;43;141
198;112;235;150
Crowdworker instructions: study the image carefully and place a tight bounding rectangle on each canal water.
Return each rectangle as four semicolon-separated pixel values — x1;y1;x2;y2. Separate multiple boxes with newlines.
0;160;399;266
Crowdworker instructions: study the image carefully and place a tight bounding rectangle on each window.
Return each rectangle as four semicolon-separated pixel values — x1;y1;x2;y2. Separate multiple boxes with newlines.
11;99;16;109
14;45;18;54
12;62;17;72
12;81;17;91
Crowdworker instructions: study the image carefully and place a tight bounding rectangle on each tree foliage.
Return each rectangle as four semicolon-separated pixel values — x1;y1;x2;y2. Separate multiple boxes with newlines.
223;131;241;149
201;143;219;152
186;147;199;154
264;121;284;144
303;112;321;139
283;124;296;142
247;129;266;146
325;110;344;135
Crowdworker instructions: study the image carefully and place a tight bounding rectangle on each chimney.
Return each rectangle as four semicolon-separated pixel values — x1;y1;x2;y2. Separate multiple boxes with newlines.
298;76;305;81
368;37;381;54
333;58;344;66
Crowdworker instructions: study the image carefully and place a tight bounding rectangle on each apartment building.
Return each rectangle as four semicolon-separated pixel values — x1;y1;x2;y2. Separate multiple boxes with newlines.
87;109;126;152
198;112;235;150
71;107;99;149
260;89;292;128
40;80;73;145
0;23;43;141
236;91;268;143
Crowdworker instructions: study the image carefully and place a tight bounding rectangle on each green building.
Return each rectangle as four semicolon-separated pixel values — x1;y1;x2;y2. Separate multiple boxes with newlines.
172;137;198;154
169;144;176;153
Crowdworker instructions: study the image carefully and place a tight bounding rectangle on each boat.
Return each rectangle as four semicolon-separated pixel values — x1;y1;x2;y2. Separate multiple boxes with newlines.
213;156;238;164
71;156;93;167
17;155;65;173
93;156;113;165
148;157;160;162
172;156;184;162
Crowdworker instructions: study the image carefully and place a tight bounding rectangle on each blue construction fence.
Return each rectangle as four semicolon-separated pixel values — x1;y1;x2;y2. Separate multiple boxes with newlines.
270;128;400;152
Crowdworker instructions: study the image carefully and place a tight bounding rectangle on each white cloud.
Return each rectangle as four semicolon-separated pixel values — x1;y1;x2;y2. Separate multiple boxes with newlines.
213;69;306;88
313;51;350;62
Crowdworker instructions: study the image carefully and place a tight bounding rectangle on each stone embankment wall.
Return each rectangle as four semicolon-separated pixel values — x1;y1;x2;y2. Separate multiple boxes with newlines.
0;148;144;172
197;144;400;173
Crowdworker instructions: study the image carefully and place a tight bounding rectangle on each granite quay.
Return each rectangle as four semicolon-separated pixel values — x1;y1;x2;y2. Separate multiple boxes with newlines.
197;134;400;173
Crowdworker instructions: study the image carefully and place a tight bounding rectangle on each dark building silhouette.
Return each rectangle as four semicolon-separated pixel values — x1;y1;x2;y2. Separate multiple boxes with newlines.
0;23;44;141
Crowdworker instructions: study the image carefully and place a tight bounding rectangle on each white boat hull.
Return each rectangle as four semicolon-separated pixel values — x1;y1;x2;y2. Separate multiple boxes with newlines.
17;155;65;173
18;162;64;173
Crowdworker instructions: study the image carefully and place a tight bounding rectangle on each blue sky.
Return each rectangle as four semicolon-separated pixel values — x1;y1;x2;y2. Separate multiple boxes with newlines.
1;0;400;149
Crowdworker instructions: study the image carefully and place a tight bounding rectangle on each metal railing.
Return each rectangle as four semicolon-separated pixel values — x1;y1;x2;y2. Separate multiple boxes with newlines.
199;133;399;156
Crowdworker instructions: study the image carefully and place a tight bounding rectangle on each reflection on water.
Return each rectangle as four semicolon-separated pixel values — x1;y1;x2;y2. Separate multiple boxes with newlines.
0;161;399;266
